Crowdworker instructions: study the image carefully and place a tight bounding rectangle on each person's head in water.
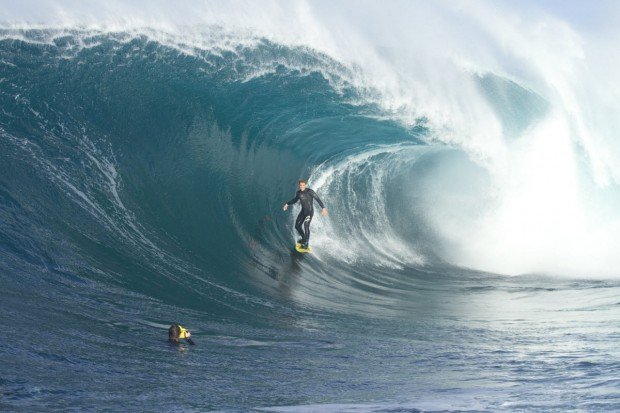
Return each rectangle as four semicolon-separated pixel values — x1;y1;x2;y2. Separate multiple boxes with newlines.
298;179;307;191
168;324;195;345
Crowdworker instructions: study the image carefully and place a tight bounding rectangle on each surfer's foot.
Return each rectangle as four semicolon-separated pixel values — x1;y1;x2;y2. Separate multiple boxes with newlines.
301;243;309;249
297;238;303;244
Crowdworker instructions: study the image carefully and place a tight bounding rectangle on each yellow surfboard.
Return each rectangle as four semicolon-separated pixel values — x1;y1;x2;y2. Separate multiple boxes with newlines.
295;243;312;253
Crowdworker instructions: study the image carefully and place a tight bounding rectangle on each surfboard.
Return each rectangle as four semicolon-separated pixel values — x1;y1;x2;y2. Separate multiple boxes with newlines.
295;243;312;253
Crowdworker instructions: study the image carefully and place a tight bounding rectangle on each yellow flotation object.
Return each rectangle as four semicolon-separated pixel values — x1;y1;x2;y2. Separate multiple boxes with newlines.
178;325;191;339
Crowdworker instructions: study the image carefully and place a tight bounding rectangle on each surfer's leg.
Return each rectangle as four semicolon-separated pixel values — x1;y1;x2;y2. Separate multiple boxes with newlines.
302;215;313;246
294;211;305;239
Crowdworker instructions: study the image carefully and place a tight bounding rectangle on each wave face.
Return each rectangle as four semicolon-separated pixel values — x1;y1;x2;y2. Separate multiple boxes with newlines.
2;2;620;411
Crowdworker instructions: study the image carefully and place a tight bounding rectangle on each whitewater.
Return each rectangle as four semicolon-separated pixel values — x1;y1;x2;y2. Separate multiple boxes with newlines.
1;1;620;411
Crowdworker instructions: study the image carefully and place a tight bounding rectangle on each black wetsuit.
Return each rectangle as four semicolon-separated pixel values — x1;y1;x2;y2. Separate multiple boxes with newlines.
286;188;325;246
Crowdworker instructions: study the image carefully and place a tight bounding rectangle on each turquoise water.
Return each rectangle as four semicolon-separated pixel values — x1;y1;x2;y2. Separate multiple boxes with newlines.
1;29;620;412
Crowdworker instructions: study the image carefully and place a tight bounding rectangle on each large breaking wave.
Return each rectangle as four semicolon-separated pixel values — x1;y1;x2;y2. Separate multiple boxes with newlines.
2;12;620;301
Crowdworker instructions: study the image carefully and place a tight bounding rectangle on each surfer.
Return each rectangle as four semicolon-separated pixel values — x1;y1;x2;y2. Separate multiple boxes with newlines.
168;324;195;345
283;179;327;249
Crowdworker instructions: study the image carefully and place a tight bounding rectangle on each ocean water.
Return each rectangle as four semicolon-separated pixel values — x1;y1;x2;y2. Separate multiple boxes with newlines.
1;2;620;412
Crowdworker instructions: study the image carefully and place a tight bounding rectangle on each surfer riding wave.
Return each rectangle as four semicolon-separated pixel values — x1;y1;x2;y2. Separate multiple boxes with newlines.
283;180;328;250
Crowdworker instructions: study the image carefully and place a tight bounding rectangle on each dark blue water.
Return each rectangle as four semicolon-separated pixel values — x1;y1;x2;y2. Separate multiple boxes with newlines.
1;30;619;412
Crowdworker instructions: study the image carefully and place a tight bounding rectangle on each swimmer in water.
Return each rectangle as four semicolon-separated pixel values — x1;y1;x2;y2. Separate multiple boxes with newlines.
168;324;195;345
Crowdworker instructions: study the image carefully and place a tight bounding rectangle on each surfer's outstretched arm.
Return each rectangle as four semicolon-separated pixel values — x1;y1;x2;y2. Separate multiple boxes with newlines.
283;191;299;211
